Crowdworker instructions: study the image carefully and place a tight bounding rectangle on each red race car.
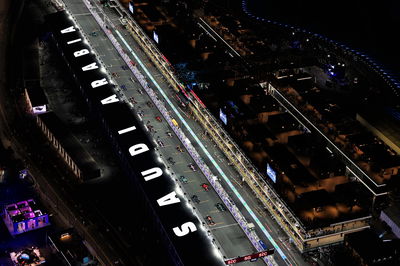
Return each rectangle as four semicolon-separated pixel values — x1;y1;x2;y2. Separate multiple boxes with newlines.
205;216;216;226
201;183;209;191
155;116;162;122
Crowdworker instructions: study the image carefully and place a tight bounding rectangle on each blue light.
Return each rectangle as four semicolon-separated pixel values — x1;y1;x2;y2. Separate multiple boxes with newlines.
20;254;30;260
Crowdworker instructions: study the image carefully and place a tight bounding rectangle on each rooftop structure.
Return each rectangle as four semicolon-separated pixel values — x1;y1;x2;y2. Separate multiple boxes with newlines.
380;205;400;239
344;229;400;266
191;76;372;251
48;229;96;265
269;72;400;193
2;199;50;235
36;112;100;181
10;247;46;266
24;81;49;115
357;109;400;155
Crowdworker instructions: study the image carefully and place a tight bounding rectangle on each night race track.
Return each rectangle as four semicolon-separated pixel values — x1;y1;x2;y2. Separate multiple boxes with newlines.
60;0;306;265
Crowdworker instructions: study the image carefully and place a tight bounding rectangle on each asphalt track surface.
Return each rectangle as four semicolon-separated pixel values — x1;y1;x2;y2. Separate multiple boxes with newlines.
61;0;308;265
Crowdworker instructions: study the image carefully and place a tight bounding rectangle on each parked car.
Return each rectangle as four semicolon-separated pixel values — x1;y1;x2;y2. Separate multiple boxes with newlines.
205;216;216;226
188;163;196;172
167;157;175;165
176;145;184;153
179;175;188;184
129;97;137;104
191;195;200;204
201;183;209;191
215;203;226;212
157;139;165;147
146;101;153;107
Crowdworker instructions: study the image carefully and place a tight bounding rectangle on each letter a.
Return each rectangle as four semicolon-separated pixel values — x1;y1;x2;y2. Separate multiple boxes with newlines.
157;191;181;207
82;62;98;71
101;94;119;105
61;26;75;34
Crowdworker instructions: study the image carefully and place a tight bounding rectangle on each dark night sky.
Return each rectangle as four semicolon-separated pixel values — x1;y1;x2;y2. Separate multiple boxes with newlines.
246;0;400;73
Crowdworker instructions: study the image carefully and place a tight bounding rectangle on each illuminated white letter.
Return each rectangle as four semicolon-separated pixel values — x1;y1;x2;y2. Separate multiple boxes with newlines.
67;38;82;44
91;78;108;88
74;49;89;57
157;191;181;207
173;222;197;237
82;62;98;71
61;26;75;34
118;126;136;135
100;94;119;105
128;143;149;156
141;167;163;181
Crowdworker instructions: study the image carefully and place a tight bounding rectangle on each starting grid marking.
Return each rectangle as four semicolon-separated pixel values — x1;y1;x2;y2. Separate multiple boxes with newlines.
211;223;238;230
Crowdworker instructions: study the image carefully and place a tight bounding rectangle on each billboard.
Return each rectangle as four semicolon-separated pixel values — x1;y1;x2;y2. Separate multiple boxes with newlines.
225;249;274;264
219;108;227;125
153;31;159;44
129;1;134;14
266;163;276;183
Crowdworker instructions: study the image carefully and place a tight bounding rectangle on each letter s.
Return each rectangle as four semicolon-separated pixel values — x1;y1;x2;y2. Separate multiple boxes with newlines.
173;222;197;237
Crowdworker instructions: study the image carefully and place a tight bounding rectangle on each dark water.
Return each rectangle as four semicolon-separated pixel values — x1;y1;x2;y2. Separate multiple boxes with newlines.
246;0;400;74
